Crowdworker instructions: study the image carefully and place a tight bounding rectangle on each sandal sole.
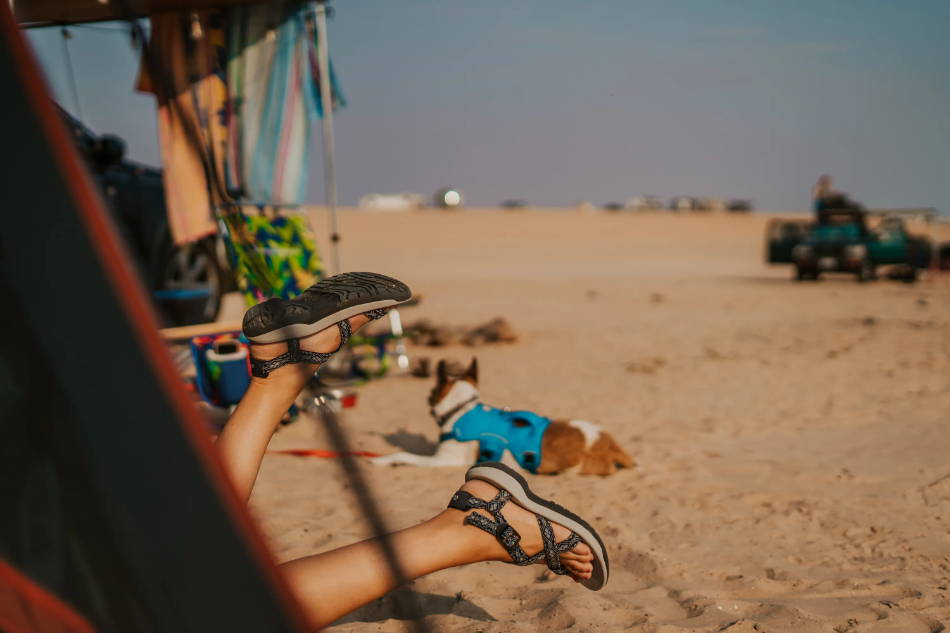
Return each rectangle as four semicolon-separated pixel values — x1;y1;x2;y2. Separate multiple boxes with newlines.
465;462;609;591
246;298;404;344
244;273;411;344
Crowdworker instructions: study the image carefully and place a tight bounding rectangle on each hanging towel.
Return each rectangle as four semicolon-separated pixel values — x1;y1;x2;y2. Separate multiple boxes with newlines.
138;12;233;245
226;1;344;204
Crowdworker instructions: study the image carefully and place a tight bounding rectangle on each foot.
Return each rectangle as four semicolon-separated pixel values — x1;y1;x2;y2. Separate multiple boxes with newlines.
242;272;410;344
453;479;595;582
248;312;381;383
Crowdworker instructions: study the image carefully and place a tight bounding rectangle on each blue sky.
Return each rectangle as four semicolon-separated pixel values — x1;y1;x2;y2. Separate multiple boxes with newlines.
25;1;950;211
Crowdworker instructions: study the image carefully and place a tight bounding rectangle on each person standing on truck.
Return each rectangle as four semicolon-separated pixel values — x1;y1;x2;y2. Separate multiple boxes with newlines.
812;174;836;218
812;174;869;236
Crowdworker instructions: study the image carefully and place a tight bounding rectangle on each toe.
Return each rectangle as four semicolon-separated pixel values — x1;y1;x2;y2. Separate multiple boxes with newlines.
563;558;593;579
561;543;592;561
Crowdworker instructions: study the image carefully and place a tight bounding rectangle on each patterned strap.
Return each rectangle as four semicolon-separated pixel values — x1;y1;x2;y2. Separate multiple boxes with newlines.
447;490;582;575
248;308;390;378
250;320;350;378
364;308;390;320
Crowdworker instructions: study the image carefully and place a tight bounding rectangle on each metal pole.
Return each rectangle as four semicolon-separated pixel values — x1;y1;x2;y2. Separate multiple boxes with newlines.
315;0;341;273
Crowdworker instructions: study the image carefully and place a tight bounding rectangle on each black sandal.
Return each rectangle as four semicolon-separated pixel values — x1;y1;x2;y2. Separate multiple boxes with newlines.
248;310;387;378
242;272;411;345
448;462;610;590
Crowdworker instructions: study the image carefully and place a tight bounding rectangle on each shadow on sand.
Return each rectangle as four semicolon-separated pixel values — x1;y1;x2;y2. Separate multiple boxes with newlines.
334;589;496;624
727;274;867;286
381;429;438;455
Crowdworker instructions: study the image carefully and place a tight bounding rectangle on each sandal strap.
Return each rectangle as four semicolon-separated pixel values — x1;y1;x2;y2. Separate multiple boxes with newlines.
364;308;390;320
250;320;352;378
447;490;581;575
536;515;582;574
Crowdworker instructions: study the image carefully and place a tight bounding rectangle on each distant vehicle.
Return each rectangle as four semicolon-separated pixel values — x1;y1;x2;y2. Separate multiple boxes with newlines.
727;199;753;212
697;197;726;212
625;195;665;211
434;188;464;208
500;199;528;209
358;192;425;211
670;196;690;211
670;196;698;212
602;201;624;211
766;210;932;282
62;107;226;326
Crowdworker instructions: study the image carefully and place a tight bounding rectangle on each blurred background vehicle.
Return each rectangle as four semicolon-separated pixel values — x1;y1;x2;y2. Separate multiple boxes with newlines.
357;192;426;211
727;199;754;212
62;107;227;326
625;195;665;211
670;196;698;212
766;210;932;282
940;242;950;270
696;197;726;212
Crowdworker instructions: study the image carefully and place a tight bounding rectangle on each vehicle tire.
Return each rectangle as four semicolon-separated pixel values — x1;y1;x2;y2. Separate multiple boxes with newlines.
907;238;932;270
856;258;875;283
795;266;816;281
154;238;224;326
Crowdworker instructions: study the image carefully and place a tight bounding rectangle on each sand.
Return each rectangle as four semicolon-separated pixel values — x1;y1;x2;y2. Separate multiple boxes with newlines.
239;209;949;632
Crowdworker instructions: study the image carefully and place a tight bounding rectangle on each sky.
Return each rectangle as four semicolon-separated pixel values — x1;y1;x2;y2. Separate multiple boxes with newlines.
25;1;950;212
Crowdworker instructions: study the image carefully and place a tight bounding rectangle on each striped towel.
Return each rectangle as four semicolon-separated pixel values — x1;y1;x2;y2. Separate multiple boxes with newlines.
227;1;345;205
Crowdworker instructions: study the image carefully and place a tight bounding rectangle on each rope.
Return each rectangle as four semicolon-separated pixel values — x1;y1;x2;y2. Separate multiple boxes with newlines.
59;27;83;120
72;24;132;34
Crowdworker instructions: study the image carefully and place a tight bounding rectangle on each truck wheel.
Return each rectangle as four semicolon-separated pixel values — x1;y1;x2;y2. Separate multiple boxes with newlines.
856;258;875;283
154;238;224;326
795;266;816;281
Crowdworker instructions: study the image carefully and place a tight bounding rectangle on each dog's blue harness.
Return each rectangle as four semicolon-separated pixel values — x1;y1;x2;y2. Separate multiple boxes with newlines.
440;404;551;473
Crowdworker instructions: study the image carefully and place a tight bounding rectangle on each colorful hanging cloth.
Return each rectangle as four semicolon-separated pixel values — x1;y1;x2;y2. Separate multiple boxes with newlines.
220;208;325;305
226;1;346;204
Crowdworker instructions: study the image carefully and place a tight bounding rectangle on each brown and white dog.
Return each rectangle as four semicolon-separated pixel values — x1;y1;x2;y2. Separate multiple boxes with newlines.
372;359;634;475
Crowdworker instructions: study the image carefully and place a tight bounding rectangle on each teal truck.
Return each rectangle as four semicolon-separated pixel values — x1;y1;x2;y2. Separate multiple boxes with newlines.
766;210;933;282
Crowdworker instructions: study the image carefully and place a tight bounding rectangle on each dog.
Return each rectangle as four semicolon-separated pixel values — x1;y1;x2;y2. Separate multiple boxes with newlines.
372;358;634;475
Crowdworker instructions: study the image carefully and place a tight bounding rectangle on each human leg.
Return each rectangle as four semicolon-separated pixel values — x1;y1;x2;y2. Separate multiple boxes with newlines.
215;313;376;503
280;477;597;630
214;273;605;629
217;272;409;503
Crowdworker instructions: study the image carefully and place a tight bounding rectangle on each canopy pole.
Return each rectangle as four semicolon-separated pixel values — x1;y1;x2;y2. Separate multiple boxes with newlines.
315;0;341;274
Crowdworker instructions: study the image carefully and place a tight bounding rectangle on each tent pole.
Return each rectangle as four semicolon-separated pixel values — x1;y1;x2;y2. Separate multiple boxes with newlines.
315;0;341;274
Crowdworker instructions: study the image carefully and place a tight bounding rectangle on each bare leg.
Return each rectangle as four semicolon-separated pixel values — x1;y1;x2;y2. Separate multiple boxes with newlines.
216;314;374;504
282;479;594;630
216;314;595;630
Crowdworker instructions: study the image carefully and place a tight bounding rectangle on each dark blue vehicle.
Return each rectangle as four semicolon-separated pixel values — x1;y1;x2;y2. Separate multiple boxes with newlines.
61;108;226;325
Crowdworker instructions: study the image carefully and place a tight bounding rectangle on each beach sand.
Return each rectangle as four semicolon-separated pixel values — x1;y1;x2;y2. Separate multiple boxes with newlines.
240;210;949;632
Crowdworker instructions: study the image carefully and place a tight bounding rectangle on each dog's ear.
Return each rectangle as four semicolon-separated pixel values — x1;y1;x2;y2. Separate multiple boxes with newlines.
464;357;478;384
436;359;448;384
